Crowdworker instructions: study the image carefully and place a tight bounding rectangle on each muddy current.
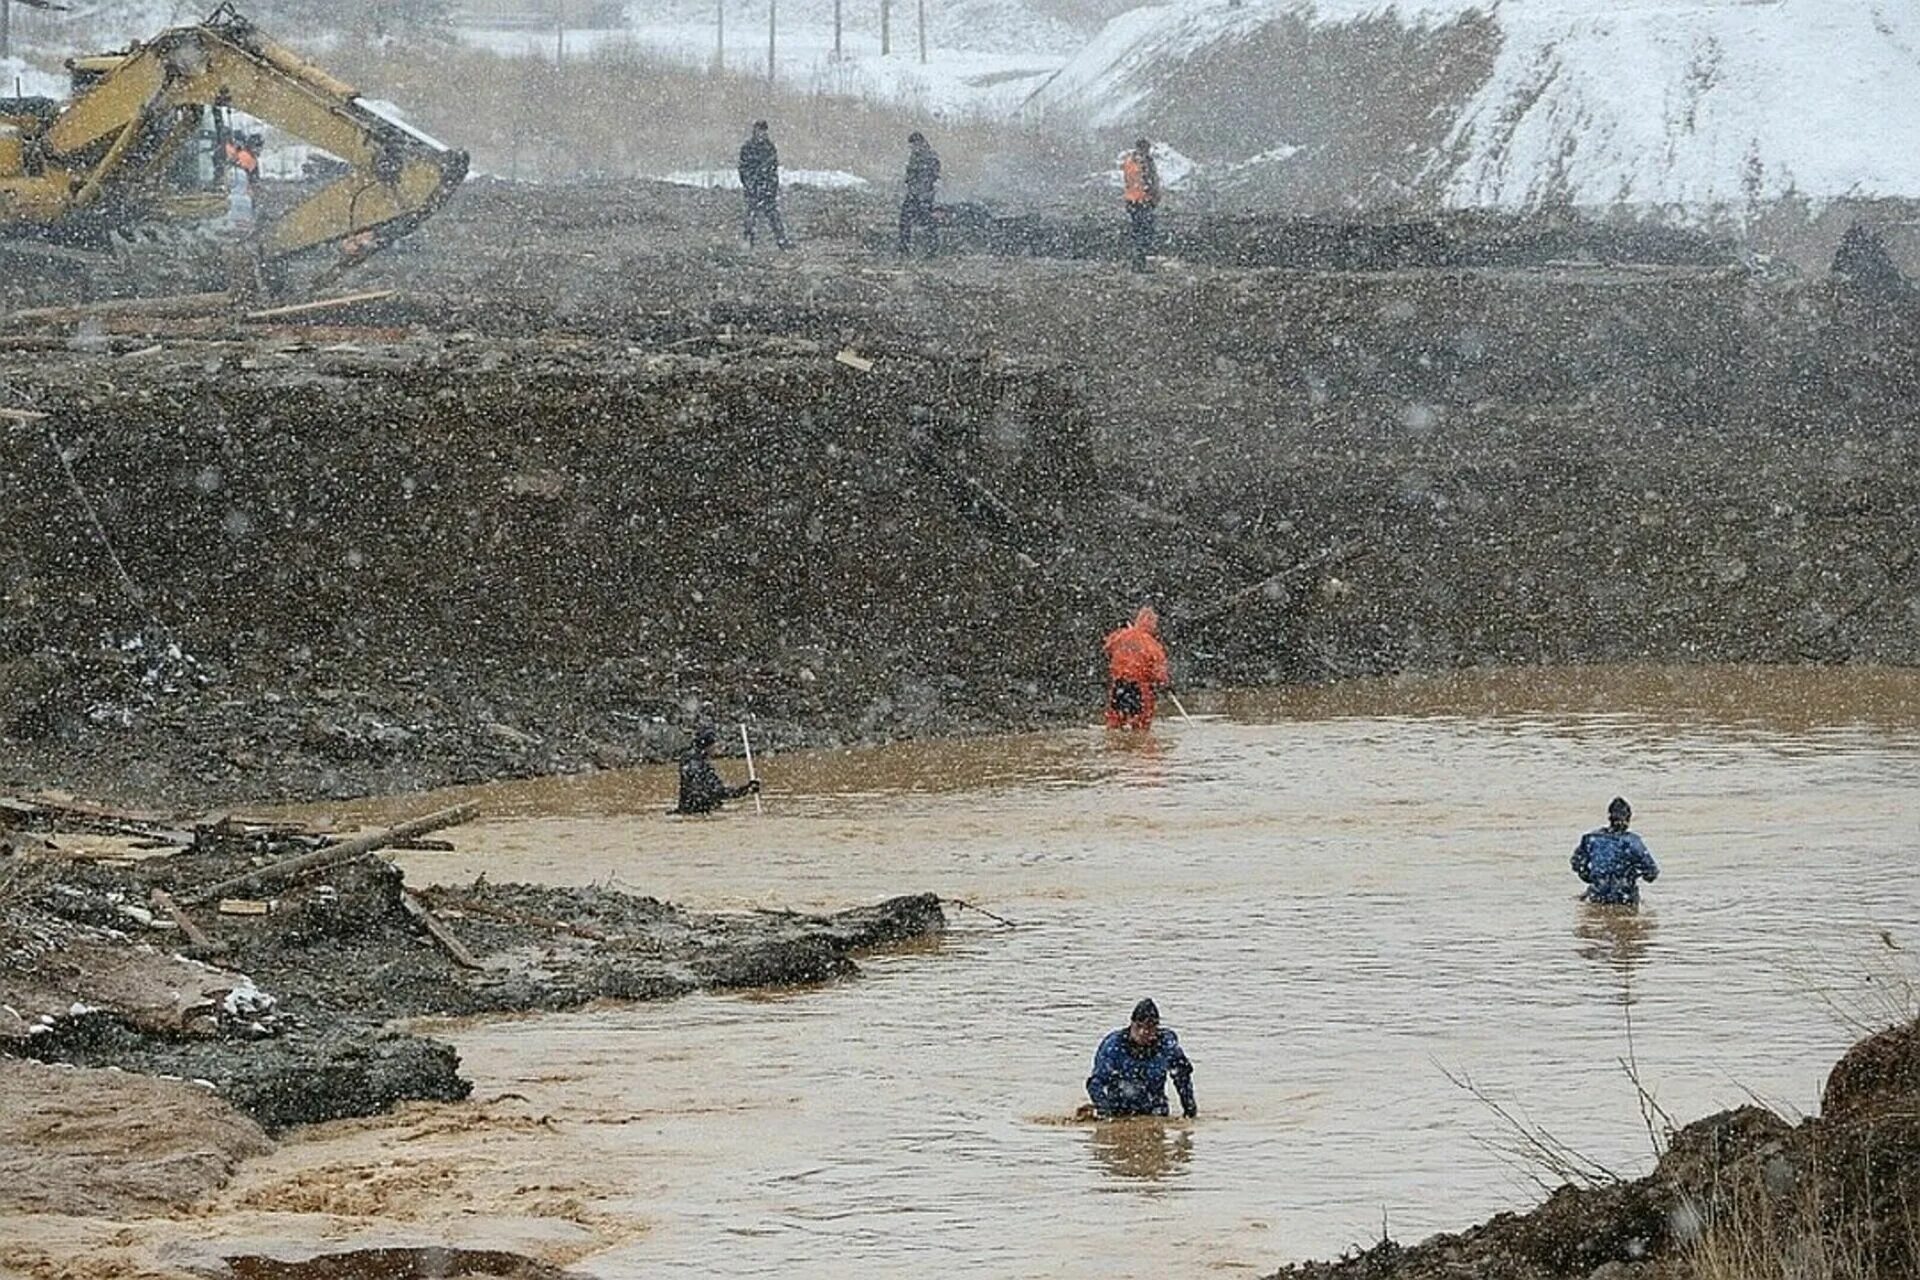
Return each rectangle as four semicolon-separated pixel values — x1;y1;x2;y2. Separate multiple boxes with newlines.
301;666;1919;1278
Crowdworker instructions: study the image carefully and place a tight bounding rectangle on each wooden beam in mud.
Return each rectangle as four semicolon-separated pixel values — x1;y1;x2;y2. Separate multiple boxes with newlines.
180;802;480;906
148;888;212;950
4;291;234;326
401;890;484;970
241;289;398;322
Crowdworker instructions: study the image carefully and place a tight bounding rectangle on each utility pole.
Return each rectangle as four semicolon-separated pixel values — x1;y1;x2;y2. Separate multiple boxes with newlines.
880;0;889;56
917;0;925;64
767;0;775;80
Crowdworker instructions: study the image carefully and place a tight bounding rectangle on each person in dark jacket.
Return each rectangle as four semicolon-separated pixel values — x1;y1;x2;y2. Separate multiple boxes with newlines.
738;120;793;249
1086;998;1197;1118
1572;797;1660;905
897;131;941;257
674;725;761;815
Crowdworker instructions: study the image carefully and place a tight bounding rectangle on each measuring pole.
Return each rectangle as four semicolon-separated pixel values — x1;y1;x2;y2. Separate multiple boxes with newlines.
716;0;725;68
833;0;841;58
740;723;764;815
917;0;925;64
880;0;890;55
767;0;776;80
1;0;12;63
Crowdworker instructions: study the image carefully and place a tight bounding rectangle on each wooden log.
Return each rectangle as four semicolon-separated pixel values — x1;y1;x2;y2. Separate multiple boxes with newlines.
0;407;50;423
242;289;397;322
181;802;479;905
401;891;483;969
149;888;212;950
5;291;233;325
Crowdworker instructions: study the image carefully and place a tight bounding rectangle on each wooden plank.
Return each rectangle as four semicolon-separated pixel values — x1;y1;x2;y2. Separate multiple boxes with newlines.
242;290;397;322
149;889;212;949
5;291;233;325
0;407;50;423
401;891;483;969
182;802;480;905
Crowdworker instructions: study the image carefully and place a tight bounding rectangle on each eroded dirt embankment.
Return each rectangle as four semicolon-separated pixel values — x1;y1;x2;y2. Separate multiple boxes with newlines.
3;182;1919;804
1268;1017;1920;1280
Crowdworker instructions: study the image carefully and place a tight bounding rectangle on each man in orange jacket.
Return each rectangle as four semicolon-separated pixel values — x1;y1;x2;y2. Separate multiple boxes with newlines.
1104;605;1170;730
1121;138;1161;273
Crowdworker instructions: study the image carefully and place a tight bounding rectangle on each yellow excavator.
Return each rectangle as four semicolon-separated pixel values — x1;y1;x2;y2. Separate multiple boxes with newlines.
0;3;466;292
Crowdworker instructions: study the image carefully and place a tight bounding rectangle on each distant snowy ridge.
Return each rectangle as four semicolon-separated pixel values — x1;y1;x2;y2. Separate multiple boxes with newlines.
1439;0;1920;213
1030;0;1920;220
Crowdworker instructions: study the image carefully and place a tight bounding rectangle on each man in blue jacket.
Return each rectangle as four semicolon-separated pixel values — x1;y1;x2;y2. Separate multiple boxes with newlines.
1087;999;1196;1118
1572;797;1660;905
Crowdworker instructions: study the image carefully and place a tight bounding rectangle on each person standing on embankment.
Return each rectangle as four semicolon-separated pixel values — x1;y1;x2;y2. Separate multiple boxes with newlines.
1572;797;1660;905
898;131;941;257
738;120;793;249
1121;138;1161;272
1104;606;1170;730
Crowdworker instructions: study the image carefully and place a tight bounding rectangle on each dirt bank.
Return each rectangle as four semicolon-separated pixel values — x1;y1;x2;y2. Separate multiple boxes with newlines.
3;818;945;1130
1266;1016;1920;1280
4;180;1920;806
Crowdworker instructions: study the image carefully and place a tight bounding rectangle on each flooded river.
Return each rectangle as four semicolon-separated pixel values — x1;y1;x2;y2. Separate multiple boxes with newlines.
327;666;1919;1278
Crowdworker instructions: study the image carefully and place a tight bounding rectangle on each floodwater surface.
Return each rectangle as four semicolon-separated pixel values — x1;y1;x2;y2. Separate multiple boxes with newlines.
328;666;1920;1278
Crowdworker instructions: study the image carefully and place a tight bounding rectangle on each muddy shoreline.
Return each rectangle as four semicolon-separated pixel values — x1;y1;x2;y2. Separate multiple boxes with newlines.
1266;1017;1920;1280
3;811;945;1131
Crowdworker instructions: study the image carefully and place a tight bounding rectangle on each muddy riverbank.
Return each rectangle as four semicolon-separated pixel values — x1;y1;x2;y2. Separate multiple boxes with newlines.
4;181;1920;806
2;811;944;1130
1270;1016;1920;1280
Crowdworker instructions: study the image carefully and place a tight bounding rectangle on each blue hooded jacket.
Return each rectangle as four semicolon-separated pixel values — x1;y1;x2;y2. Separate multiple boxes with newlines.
1572;827;1659;905
1087;1027;1196;1117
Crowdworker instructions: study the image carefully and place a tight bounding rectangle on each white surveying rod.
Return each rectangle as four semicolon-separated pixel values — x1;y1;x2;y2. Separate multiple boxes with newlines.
1167;691;1196;724
740;722;764;814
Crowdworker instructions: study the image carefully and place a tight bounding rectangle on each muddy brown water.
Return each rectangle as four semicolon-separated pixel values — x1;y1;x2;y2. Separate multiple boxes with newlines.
312;666;1920;1278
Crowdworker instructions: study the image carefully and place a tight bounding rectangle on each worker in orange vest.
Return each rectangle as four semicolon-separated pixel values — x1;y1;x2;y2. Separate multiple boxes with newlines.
1103;605;1170;730
1120;138;1161;272
224;134;261;192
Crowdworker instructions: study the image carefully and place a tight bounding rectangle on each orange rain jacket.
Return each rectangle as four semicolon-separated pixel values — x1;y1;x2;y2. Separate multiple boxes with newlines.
1103;606;1169;729
1121;152;1159;207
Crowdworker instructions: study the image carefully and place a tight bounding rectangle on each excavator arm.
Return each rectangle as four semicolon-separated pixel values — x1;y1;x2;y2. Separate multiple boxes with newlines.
5;4;466;273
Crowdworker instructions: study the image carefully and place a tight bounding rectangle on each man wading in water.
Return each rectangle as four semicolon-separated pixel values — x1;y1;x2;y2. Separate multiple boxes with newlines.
1085;999;1197;1118
1103;606;1171;730
674;725;761;815
1572;797;1660;905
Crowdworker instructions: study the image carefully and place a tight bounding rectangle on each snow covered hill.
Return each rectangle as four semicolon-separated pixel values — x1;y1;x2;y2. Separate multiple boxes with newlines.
1028;0;1920;222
